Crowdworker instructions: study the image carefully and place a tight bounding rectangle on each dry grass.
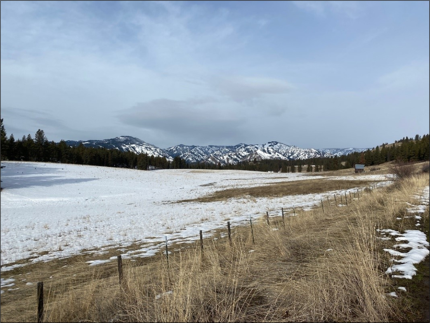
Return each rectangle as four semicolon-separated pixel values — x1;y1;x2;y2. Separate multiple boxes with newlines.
179;178;383;203
1;162;429;322
319;163;394;177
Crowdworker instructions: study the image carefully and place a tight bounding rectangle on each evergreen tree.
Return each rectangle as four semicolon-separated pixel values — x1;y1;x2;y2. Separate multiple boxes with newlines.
1;118;8;160
24;134;35;161
34;129;48;161
7;134;16;160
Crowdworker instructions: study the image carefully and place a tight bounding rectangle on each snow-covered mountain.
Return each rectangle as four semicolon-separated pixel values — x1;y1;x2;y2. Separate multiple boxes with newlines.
166;141;367;165
317;148;368;157
65;136;173;161
65;136;367;165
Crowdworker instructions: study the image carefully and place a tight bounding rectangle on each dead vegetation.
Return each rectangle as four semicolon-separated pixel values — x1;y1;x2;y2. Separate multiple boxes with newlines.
179;178;384;203
1;162;429;322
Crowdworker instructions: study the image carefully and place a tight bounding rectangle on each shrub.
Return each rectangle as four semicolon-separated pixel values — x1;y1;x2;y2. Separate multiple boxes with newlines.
422;162;429;173
390;161;415;180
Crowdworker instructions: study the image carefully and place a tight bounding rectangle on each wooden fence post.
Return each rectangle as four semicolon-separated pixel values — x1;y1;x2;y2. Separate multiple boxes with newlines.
250;217;255;244
345;192;348;205
164;236;172;284
334;194;337;205
165;236;170;267
281;208;285;229
266;212;270;225
321;199;324;213
199;230;203;251
117;255;123;285
293;206;296;216
227;221;232;245
37;282;44;323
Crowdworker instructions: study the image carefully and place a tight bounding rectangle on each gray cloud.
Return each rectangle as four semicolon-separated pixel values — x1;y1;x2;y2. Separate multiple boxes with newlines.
211;75;294;103
117;98;245;145
0;107;101;142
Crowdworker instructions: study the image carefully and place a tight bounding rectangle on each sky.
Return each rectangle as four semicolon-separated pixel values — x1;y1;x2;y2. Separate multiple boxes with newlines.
1;1;429;149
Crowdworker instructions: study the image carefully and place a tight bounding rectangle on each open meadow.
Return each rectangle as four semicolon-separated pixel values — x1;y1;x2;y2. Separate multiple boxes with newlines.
1;161;429;322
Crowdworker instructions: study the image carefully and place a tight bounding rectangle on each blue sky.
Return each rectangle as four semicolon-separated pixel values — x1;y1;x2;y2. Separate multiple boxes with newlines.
1;1;428;149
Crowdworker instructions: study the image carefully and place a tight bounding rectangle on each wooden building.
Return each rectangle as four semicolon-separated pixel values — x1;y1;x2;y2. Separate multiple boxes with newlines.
354;164;365;173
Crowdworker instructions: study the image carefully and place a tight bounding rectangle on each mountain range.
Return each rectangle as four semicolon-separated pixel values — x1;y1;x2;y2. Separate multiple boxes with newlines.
65;136;368;166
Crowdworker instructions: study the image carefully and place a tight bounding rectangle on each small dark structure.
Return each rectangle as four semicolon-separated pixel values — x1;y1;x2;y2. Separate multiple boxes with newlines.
355;164;365;173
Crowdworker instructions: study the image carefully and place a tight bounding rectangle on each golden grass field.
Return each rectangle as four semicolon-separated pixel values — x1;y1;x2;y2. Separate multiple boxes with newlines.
1;161;429;322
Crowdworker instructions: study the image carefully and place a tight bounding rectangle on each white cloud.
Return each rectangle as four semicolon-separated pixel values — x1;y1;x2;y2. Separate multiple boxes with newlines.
377;60;430;90
292;1;326;17
293;1;367;19
327;1;364;20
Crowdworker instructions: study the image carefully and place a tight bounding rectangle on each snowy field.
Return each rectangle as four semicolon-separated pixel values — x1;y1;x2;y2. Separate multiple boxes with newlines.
1;161;391;271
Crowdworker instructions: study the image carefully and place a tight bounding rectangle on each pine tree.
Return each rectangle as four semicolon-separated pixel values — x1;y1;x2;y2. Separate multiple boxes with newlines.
7;134;16;160
34;129;47;161
1;118;8;160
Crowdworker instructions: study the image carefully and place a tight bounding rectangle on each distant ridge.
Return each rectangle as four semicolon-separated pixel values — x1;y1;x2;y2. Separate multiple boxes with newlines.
65;136;173;161
65;136;368;166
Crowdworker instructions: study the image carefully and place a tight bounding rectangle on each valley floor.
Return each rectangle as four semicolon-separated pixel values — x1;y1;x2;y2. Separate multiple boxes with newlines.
0;161;391;269
1;161;428;322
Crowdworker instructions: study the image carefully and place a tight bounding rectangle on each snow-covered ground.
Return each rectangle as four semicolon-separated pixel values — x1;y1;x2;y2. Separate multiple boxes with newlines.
1;161;390;271
379;185;429;297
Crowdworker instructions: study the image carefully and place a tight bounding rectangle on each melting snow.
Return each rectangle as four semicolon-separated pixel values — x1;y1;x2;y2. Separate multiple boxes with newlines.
1;161;393;271
382;186;429;280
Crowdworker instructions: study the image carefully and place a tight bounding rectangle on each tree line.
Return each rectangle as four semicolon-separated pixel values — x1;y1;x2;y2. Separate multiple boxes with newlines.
196;134;429;172
0;119;188;170
1;119;428;172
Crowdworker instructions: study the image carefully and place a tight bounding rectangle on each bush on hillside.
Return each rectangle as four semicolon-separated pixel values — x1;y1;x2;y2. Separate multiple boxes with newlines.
390;160;415;180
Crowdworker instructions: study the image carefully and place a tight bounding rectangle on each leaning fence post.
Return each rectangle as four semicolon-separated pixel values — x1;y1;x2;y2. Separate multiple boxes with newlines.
321;199;325;213
345;192;348;205
250;217;255;244
227;221;232;245
266;211;270;225
293;206;296;216
37;282;44;323
199;230;204;251
117;255;123;285
334;194;337;205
